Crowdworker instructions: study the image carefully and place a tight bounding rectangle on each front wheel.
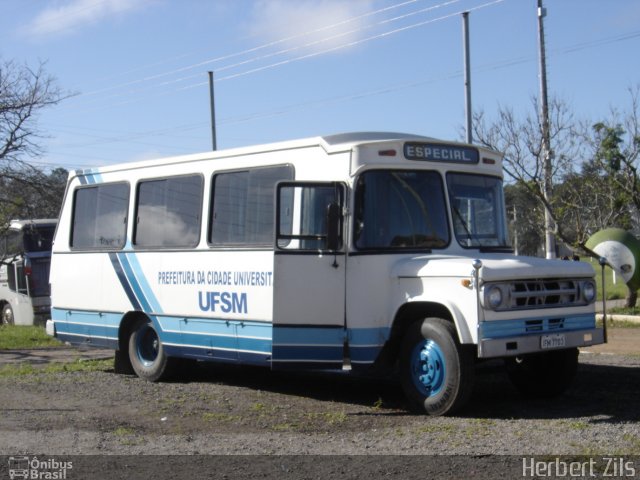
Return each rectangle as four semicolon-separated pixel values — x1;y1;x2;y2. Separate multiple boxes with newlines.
399;318;475;416
128;317;175;382
1;304;14;325
505;347;578;398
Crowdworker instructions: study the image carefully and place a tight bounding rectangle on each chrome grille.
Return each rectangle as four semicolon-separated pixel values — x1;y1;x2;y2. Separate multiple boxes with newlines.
483;278;591;312
509;279;579;309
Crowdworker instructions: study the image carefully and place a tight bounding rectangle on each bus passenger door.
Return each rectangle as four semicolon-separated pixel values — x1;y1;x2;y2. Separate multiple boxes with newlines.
272;182;347;369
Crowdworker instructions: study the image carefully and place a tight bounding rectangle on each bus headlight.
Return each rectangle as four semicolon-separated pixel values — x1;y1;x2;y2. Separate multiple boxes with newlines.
485;285;504;310
582;280;596;303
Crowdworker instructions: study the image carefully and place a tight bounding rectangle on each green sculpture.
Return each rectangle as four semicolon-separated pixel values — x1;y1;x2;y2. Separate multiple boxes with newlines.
586;228;640;305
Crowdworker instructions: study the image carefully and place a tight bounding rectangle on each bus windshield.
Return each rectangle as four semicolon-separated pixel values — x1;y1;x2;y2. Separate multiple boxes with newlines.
23;226;55;253
446;173;511;249
354;170;450;250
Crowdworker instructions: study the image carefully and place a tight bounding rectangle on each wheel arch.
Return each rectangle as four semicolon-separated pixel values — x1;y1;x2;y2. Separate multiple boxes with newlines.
375;301;470;370
118;311;150;352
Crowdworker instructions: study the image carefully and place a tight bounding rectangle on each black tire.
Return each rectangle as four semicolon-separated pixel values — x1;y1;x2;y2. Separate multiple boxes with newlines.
127;317;175;382
1;303;14;325
505;347;579;398
114;348;135;375
399;318;475;416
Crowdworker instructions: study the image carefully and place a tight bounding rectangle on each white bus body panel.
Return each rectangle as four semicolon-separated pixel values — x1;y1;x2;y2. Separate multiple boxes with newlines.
48;133;602;371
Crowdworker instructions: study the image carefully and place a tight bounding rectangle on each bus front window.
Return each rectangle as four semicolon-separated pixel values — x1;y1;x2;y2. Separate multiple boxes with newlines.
446;173;511;249
354;170;449;250
23;226;55;252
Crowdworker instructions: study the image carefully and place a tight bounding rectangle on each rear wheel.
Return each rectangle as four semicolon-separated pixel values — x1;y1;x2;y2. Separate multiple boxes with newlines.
399;317;475;415
505;347;578;398
1;304;14;325
128;317;175;381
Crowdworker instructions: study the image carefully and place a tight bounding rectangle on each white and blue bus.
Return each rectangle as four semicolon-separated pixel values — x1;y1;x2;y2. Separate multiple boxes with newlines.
0;219;56;326
47;132;603;415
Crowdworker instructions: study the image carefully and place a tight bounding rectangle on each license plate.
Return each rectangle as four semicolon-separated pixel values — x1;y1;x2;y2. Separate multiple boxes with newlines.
541;334;566;349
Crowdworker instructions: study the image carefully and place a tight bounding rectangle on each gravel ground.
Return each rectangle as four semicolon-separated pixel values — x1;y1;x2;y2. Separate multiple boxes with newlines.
0;331;639;478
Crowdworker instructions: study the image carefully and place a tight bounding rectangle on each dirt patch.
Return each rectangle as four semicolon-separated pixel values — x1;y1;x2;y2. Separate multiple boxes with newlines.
0;328;639;478
582;326;640;356
0;347;113;365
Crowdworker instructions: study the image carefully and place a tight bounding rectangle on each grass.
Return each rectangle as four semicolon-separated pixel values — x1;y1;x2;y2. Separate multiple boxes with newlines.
113;426;135;436
0;358;111;378
0;325;63;350
560;420;590;431
202;412;241;423
608;305;640;315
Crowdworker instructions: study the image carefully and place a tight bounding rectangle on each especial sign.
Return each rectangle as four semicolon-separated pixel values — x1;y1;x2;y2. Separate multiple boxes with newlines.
404;142;479;164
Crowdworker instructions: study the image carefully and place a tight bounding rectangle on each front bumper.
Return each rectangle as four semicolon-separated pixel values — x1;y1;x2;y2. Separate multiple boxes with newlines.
478;328;605;358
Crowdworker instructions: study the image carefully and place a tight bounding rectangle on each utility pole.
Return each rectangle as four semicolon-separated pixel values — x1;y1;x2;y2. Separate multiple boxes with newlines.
208;71;217;151
537;0;555;259
462;11;472;144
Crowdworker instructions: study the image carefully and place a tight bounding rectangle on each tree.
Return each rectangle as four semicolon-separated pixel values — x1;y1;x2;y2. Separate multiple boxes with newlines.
587;87;640;233
504;182;543;256
474;87;640;304
0;58;67;227
472;97;582;254
0;167;68;220
584;87;640;306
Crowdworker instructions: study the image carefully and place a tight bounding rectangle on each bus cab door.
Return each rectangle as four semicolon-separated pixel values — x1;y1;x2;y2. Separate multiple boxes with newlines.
272;181;347;370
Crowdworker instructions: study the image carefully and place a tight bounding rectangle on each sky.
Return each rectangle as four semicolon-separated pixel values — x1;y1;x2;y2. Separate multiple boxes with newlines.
1;0;639;172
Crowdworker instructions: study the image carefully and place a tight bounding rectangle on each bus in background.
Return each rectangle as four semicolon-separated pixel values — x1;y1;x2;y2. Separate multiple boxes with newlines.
0;219;57;325
47;132;603;415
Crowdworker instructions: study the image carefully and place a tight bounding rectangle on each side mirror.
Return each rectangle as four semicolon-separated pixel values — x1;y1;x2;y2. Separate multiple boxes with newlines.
326;202;341;251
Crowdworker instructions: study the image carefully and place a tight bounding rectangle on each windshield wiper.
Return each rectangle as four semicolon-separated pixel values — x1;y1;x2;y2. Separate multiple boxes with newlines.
451;205;484;247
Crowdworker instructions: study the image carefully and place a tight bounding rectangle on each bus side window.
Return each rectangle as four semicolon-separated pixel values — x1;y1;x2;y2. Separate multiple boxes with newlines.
276;183;344;251
71;183;129;249
4;230;21;257
134;175;203;248
209;165;294;246
7;263;17;291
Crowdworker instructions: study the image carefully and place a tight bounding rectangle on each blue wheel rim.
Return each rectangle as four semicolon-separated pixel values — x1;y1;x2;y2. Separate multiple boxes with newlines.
136;324;159;367
410;339;446;397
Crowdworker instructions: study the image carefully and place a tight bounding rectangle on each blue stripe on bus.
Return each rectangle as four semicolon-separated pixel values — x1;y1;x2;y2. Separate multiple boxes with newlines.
52;307;389;368
122;252;163;313
77;175;87;185
108;253;142;310
76;169;103;185
52;308;120;348
347;327;388;365
116;252;158;313
479;313;596;339
273;325;345;345
272;325;343;368
273;345;343;361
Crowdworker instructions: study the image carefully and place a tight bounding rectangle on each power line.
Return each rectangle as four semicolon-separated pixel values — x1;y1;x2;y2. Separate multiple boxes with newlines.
59;0;487;112
44;24;640;156
62;0;461;111
73;0;429;100
180;0;505;88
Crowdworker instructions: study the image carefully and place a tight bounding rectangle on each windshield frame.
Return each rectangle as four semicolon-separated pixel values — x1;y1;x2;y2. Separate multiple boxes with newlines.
446;172;512;251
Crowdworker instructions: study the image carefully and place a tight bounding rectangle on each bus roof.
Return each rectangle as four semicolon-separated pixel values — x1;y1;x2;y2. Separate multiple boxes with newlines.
8;219;58;230
72;131;501;178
